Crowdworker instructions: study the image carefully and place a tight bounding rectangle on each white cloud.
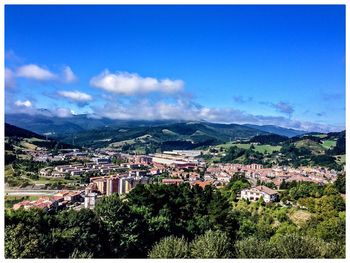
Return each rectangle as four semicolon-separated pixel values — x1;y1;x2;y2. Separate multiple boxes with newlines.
62;66;77;83
15;100;32;107
5;68;16;88
55;107;74;118
90;70;184;95
16;64;57;80
14;64;79;84
57;90;92;102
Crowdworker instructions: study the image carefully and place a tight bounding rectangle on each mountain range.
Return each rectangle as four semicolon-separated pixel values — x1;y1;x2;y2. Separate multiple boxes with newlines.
5;113;311;149
5;113;308;137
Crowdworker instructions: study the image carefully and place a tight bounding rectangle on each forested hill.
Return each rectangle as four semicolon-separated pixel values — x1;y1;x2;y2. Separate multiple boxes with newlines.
250;134;289;145
5;123;45;139
58;121;270;148
6;113;308;142
5;123;74;152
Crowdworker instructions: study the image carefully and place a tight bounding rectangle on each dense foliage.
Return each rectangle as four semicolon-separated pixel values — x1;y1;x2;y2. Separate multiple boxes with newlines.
5;180;345;259
326;131;345;155
250;134;288;145
221;146;264;164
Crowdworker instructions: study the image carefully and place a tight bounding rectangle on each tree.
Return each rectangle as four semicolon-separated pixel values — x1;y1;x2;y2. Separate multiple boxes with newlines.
222;175;250;201
312;217;345;243
255;218;274;239
95;194;148;258
5;208;52;258
51;209;105;258
69;249;93;259
323;184;339;196
235;236;277;258
5;223;46;258
148;236;189;258
190;230;233;258
271;233;335;258
334;173;345;194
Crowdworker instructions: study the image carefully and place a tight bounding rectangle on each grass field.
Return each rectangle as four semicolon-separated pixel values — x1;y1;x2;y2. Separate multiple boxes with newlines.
321;139;337;149
20;140;39;150
5;195;39;201
312;134;327;138
289;209;312;226
294;139;325;154
5;195;40;209
335;154;346;165
216;142;281;154
108;134;153;148
31;176;80;185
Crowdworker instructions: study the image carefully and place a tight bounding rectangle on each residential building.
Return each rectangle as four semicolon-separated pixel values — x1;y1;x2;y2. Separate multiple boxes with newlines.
241;185;278;203
162;178;184;186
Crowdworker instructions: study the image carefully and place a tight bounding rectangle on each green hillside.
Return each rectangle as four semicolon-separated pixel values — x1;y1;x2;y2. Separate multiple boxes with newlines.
59;122;270;149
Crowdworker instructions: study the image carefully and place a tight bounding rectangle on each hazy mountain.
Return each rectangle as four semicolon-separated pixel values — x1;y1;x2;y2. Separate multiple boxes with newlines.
5;113;183;136
243;124;307;138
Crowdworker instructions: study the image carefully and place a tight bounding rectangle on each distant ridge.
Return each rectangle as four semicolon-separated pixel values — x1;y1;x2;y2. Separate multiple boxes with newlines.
6;113;309;138
243;124;307;138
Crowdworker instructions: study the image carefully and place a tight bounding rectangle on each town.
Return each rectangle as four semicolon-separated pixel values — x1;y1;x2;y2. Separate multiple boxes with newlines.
10;147;342;211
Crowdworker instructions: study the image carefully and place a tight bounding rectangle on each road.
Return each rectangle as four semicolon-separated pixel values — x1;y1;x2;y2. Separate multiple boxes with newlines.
5;189;59;196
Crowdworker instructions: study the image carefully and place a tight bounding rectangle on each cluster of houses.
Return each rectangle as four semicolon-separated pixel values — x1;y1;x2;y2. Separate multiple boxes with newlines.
40;162;122;178
13;190;83;211
205;163;338;187
23;148;90;163
11;149;343;211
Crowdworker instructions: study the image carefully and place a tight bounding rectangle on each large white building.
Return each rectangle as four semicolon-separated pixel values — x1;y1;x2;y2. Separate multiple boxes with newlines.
151;150;200;167
163;150;202;157
241;185;278;203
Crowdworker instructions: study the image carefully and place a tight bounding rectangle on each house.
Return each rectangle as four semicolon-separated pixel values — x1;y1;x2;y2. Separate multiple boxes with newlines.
13;198;59;211
129;169;147;177
53;191;83;203
63;191;83;202
150;168;162;175
92;157;111;164
162;178;184;186
70;169;83;176
241;185;278;203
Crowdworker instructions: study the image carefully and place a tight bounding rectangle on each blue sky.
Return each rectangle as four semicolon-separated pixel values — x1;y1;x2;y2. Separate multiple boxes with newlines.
5;5;345;132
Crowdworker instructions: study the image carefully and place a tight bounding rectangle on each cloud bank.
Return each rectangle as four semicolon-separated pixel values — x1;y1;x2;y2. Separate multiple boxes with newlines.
90;99;341;133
